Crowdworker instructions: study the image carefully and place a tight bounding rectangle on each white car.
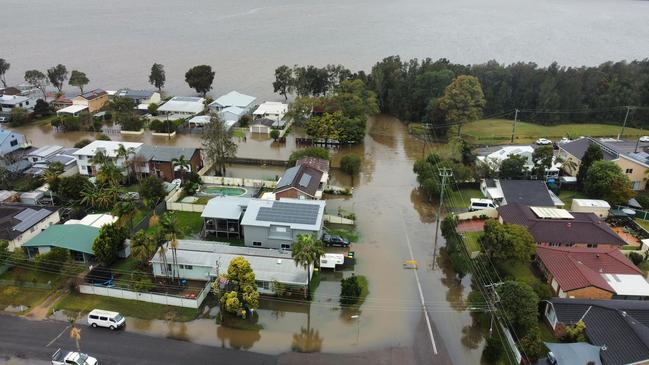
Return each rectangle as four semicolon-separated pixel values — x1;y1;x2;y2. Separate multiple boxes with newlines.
52;349;98;365
640;136;649;142
88;309;125;330
558;137;571;144
536;138;552;145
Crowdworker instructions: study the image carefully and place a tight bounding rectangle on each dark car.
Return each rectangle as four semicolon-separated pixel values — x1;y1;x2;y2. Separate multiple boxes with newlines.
322;234;350;247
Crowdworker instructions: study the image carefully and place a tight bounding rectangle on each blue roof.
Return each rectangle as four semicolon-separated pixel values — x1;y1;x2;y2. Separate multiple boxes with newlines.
211;91;256;108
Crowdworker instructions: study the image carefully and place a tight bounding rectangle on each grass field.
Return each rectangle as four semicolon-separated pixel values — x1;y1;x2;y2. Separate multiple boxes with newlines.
446;188;484;209
53;292;199;321
462;232;482;254
0;267;64;308
558;190;588;208
460;119;646;144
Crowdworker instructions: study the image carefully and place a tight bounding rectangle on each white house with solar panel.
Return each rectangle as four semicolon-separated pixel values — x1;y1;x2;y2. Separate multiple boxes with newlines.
201;197;326;250
0;205;60;252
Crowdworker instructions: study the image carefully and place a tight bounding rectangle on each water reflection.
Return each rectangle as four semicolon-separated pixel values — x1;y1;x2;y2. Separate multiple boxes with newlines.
410;187;436;223
217;324;262;350
291;327;324;353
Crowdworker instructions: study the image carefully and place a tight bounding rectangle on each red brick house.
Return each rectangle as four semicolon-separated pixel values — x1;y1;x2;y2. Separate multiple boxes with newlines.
139;145;202;182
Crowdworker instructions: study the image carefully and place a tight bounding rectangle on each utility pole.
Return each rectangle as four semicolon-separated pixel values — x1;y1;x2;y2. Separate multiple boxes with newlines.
635;127;644;153
510;109;519;143
618;106;632;140
432;167;453;269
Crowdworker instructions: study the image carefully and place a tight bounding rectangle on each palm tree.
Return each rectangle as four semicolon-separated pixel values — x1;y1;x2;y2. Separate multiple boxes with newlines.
158;244;170;278
116;144;136;180
112;199;138;232
160;212;180;283
90;150;108;172
291;234;325;299
171;155;190;183
561;157;579;176
69;323;81;352
80;184;100;209
43;162;64;187
97;162;124;187
130;230;155;267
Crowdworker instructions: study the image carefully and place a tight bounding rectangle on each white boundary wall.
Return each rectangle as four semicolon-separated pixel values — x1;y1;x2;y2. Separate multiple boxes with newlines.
79;281;211;309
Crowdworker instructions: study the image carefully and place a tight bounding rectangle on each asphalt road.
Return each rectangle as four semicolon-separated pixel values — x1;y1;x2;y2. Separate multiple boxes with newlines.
0;315;448;365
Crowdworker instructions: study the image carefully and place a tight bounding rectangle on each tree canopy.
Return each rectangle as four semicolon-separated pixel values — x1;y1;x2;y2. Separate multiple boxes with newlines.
436;75;486;135
576;143;604;188
0;58;9;87
479;219;535;263
499;154;527;180
496;281;539;334
92;223;128;266
531;146;553;179
273;65;294;100
201;115;237;176
584;160;635;205
149;63;165;92
220;256;260;318
69;70;89;93
138;176;166;207
24;70;48;99
47;64;68;93
185;65;214;96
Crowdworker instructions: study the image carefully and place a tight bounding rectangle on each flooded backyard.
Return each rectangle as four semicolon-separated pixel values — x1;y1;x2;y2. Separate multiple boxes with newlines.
9;116;480;363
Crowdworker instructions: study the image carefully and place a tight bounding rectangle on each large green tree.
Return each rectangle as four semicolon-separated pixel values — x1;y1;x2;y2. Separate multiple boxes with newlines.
273;65;294;100
479;219;535;262
201;115;237;176
0;58;9;87
440;215;471;278
185;65;214;96
149;63;166;92
138;176;166;208
576;143;604;188
47;64;68;93
24;70;49;99
69;70;89;93
340;154;362;185
92;223;128;266
438;75;486;136
220;256;260;318
584;160;635;205
531;146;554;179
496;281;539;334
292;234;325;299
499;154;527;180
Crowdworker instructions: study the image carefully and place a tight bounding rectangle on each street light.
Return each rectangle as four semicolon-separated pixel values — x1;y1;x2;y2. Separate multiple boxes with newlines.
351;314;360;345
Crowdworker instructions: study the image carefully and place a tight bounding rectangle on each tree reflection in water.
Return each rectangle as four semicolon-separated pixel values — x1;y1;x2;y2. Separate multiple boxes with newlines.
291;326;324;353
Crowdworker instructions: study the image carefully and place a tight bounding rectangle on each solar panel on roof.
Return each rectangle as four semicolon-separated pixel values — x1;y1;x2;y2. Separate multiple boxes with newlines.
277;166;299;189
14;208;38;221
299;174;312;187
256;202;319;225
13;209;52;232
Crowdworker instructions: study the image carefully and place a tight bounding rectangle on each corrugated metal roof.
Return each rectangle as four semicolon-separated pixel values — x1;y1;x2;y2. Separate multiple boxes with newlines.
241;198;325;231
13;208;53;232
22;224;101;255
211;91;256;108
256;201;320;225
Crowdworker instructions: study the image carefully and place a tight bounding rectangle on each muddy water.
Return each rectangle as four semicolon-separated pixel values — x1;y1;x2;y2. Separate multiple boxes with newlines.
14;116;480;362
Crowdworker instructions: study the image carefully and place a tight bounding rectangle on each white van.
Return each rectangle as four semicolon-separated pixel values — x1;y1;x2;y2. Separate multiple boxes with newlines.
469;198;496;212
87;309;125;330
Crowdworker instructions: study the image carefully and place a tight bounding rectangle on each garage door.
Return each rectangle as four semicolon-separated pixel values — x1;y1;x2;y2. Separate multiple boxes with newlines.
251;125;268;134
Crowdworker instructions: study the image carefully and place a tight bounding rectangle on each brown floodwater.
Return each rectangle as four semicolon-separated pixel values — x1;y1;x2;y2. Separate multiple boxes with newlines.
12;116;482;363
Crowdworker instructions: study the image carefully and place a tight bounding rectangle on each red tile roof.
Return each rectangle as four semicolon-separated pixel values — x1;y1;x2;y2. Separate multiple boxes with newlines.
498;203;626;246
537;246;642;292
296;157;330;173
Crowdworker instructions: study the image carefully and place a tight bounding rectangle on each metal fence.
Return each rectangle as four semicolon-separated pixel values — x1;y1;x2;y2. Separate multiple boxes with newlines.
78;281;211;309
130;201;167;234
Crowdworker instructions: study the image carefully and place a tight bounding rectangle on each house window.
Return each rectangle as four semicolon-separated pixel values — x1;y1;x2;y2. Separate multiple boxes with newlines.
276;227;287;233
179;265;193;270
167;264;172;272
281;243;291;250
626;168;633;174
10;139;17;147
255;280;270;289
587;244;597;248
253;241;262;247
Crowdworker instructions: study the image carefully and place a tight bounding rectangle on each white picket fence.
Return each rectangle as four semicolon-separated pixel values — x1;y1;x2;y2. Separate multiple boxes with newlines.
79;281;211;309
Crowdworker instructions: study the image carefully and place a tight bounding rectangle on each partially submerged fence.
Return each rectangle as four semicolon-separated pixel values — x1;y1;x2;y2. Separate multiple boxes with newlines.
78;281;211;309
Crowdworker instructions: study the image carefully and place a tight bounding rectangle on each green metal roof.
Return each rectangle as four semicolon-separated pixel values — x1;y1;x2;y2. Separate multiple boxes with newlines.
23;224;100;255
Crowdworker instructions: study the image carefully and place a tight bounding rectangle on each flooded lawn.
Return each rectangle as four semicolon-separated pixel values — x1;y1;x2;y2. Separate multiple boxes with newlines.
15;116;482;362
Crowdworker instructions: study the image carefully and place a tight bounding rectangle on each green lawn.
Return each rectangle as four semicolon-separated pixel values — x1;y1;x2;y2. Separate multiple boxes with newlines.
112;257;139;273
446;188;484;209
53;292;199;321
635;219;649;232
0;267;64;308
558;190;587;208
462;232;482;254
461;119;645;144
175;211;203;238
324;223;359;242
497;260;543;288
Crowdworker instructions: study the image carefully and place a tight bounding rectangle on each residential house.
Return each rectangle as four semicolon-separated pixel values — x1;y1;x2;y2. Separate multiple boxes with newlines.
0;94;35;112
114;89;161;110
296;157;330;186
252;101;287;122
25;147;79;177
240;198;326;250
0;205;60;251
559;137;649;190
481;179;563;207
208;91;256;112
498;203;627;248
72;89;108;114
56;104;88;117
150;239;311;294
545;298;649;365
73;140;143;176
543;343;602;365
157;96;205;119
201;196;249;239
249;118;280;134
49;94;73;111
138;145;203;182
274;164;324;200
0;87;22;96
476;145;560;179
187;115;236;131
26;145;64;164
536;246;649;299
22;224;100;262
0;129;27;158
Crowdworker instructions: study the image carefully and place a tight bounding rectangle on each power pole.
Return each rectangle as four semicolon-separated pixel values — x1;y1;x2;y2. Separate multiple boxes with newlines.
618;106;632;140
432;167;453;269
510;109;519;143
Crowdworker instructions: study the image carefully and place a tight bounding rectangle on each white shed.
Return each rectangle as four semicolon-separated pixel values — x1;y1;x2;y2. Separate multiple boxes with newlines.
570;199;611;218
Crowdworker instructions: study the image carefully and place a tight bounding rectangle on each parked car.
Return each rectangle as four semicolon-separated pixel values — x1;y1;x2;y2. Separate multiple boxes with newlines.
546;351;558;365
52;348;98;365
322;234;350;247
469;198;496;211
88;309;125;330
536;138;552;145
558;137;571;144
640;136;649;142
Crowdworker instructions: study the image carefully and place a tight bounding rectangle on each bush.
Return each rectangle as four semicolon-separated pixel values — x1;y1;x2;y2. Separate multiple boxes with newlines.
35;247;70;273
629;251;644;265
96;133;111;141
238;114;252;127
132;271;154;292
288;147;330;166
74;139;92;148
270;129;280;141
637;195;649;209
340;275;362;306
120;115;144;131
482;335;503;363
149;118;182;133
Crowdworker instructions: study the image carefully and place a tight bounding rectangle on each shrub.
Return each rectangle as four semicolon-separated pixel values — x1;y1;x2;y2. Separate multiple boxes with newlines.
340;275;362;306
120;115;144;131
288;147;330;166
636;195;649;209
482;335;503;363
35;247;70;273
238;114;252;127
629;251;644;265
74;139;92;148
270;129;280;141
96;133;111;141
2;287;19;299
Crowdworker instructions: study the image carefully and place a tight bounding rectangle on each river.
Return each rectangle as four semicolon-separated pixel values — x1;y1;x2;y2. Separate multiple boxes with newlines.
4;0;649;99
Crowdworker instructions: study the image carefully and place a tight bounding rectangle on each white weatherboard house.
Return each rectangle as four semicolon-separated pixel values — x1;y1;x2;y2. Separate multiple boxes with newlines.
208;91;256;112
0;205;60;251
0;129;27;157
73;140;143;176
157;96;205;118
252;101;288;122
150;240;311;293
0;94;35;112
26;145;64;163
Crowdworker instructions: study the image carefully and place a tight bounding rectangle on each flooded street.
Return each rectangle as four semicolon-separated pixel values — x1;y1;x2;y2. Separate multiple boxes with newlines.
11;116;480;363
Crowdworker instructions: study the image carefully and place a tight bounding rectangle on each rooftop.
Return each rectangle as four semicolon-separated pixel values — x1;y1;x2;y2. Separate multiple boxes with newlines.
250;118;277;127
296;157;330;173
0;205;58;241
537;246;647;294
275;165;323;198
158;96;205;114
77;89;107;101
114;88;155;99
73;140;143;158
253;101;288;116
28;145;64;158
498;203;626;246
202;196;250;220
57;104;88;114
499;179;557;206
210;91;256;109
572;199;611;208
241;198;325;231
22;224;100;255
550;298;649;365
139;145;197;163
0;94;29;105
0;129;25;146
150;240;309;285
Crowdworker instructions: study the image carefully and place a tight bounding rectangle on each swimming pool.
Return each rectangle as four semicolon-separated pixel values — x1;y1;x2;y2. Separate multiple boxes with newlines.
200;186;247;197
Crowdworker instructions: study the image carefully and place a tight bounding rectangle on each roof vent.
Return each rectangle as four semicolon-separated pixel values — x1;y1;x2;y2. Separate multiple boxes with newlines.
621;311;627;317
276;259;282;264
567;222;572;228
596;254;600;258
